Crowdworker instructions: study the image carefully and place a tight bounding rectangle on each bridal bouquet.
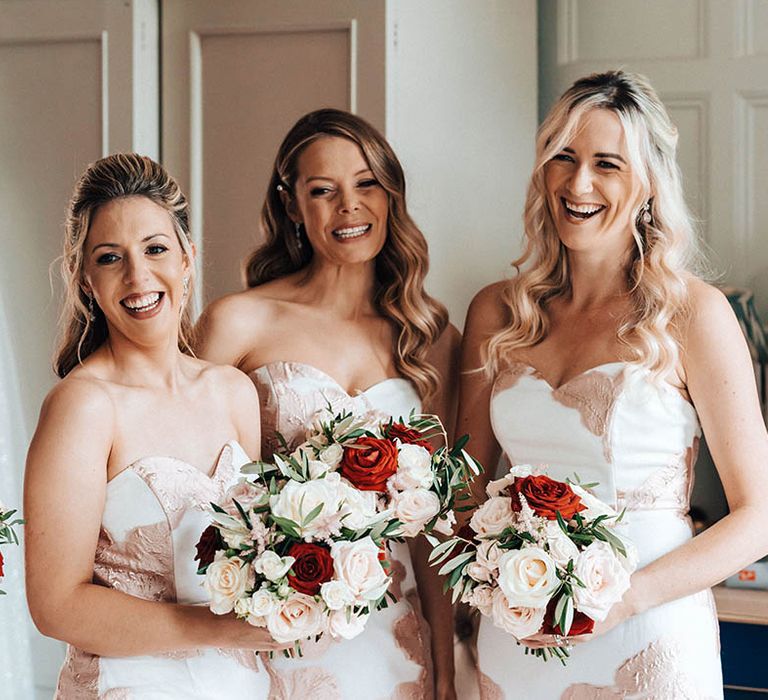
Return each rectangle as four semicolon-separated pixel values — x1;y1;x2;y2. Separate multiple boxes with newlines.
196;409;478;650
0;502;24;595
430;465;637;663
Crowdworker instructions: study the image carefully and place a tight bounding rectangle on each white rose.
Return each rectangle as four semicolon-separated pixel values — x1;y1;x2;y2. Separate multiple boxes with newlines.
266;593;327;643
432;510;456;536
572;541;630;621
223;479;268;516
338;482;379;530
331;537;390;604
544;522;579;567
254;551;294;582
486;464;535;497
308;460;331;480
328;609;369;640
390;443;434;490
320;580;356;611
319;443;344;468
569;484;617;520
270;474;344;539
234;596;251;618
497;547;559;608
476;540;503;573
391;488;440;537
467;584;495;616
204;554;253;614
490;588;545;640
467;562;493;583
470;497;515;536
249;588;279;620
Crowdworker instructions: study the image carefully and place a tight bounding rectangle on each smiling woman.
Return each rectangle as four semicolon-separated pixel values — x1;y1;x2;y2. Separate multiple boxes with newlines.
25;153;291;698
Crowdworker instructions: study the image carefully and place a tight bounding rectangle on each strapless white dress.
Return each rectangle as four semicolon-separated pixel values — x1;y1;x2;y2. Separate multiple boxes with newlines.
56;441;271;699
249;361;433;700
476;362;723;700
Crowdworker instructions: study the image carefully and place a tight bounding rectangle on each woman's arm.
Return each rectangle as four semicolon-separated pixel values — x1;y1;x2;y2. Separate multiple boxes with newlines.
597;282;768;633
24;378;282;657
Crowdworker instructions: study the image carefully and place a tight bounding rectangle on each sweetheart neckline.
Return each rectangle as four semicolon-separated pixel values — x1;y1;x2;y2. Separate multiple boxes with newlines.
251;360;414;398
106;439;244;485
500;360;626;392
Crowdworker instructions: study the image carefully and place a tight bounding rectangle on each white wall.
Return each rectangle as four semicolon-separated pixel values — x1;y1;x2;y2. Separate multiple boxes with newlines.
386;0;537;329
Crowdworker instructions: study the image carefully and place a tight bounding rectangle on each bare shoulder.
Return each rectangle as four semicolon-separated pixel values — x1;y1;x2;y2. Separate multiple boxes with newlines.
465;280;510;335
195;359;259;402
684;279;737;341
196;289;277;338
427;322;461;371
40;371;114;427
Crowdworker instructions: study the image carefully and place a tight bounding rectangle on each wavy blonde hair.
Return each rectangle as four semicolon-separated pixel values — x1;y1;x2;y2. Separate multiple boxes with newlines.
54;153;195;378
244;109;448;402
486;70;705;380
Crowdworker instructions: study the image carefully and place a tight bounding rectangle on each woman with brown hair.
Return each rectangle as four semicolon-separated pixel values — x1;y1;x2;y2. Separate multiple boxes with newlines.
195;109;460;699
25;153;283;698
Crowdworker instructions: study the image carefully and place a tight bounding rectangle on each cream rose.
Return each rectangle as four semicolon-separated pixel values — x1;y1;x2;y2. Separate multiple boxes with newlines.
204;554;253;614
467;561;493;583
433;509;456;536
544;521;579;567
266;593;326;643
223;479;268;516
253;551;294;582
270;473;344;539
390;443;434;490
248;588;279;622
220;526;251;550
490;588;545;639
338;482;379;531
572;541;630;621
319;443;344;468
320;580;355;611
475;539;503;573
328;609;369;640
469;496;515;536
330;537;390;603
468;584;495;616
497;547;559;608
308;459;331;480
391;488;440;537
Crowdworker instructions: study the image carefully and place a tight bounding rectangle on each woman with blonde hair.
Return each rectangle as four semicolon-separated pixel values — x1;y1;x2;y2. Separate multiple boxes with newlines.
195;108;460;699
459;70;768;697
25;153;283;698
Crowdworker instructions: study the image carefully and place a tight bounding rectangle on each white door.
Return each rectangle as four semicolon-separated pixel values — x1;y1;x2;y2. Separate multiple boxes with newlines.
162;0;386;306
0;1;158;694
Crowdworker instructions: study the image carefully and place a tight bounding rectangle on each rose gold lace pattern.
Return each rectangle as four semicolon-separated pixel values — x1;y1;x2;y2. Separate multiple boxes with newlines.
216;648;261;670
551;369;624;462
616;436;699;517
55;645;99;699
561;639;708;700
93;522;176;602
265;663;342;700
101;690;131;699
477;670;504;700
250;362;396;459
492;363;530;395
392;591;434;700
131;446;239;529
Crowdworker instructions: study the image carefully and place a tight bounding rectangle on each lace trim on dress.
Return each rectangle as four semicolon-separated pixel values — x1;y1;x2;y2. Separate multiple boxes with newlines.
616;436;699;518
561;638;711;700
265;662;342;700
55;645;99;699
392;590;434;700
551;369;625;462
131;445;239;529
93;522;176;602
477;669;505;700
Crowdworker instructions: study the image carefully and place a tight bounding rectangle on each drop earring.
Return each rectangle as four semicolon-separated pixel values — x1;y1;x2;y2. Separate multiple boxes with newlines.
294;222;303;251
182;276;189;303
641;201;653;225
87;295;95;322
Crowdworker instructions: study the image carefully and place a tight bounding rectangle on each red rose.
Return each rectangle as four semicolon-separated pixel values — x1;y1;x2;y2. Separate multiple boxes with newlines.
287;542;334;595
386;422;434;454
540;596;595;636
0;550;4;577
508;475;586;520
341;437;399;491
194;525;222;569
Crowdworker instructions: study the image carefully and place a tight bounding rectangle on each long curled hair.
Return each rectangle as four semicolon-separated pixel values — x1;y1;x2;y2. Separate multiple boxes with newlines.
244;109;448;402
486;70;706;381
54;153;195;378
